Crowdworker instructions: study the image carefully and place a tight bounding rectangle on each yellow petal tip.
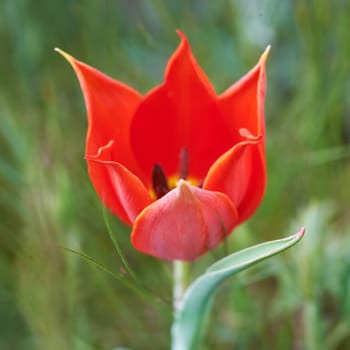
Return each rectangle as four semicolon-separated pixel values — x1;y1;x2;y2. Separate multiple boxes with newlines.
54;47;65;55
259;45;271;64
54;47;75;64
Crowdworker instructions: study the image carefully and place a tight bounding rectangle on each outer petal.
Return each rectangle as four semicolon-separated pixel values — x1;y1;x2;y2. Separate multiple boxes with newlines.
129;32;233;181
131;180;239;261
56;49;146;181
203;133;265;224
86;141;152;226
219;46;270;140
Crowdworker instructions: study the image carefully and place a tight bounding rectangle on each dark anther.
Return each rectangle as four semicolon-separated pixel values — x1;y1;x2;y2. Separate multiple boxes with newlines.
152;164;170;199
179;147;189;180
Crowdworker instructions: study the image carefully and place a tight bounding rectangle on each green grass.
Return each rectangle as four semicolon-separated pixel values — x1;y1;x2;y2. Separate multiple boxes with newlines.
1;0;350;349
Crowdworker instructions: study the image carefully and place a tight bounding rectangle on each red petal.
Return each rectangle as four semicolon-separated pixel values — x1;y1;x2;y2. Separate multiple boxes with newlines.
56;49;146;181
129;32;233;181
203;135;266;224
86;141;152;226
219;46;269;140
131;180;238;261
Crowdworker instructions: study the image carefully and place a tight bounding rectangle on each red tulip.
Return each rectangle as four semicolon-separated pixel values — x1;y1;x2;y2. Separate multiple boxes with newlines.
56;31;269;261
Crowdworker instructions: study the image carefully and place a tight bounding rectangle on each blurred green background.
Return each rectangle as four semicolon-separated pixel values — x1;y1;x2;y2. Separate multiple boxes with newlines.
1;0;350;349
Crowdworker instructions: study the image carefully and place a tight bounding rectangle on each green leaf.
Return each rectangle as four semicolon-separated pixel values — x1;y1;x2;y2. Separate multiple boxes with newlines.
171;228;305;350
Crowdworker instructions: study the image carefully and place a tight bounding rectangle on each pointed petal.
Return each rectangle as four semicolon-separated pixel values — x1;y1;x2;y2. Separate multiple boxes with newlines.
129;32;233;181
131;180;239;261
56;49;145;181
203;134;266;224
219;46;269;139
86;141;153;226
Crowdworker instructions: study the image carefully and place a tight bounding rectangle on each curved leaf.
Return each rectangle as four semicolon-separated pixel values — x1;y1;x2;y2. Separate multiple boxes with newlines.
171;228;305;350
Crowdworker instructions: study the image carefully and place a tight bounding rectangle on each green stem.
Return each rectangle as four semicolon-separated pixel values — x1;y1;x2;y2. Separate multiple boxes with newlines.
173;261;190;313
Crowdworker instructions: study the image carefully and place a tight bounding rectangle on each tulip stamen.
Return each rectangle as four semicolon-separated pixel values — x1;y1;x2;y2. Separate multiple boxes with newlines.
151;148;194;199
179;147;189;180
152;164;170;199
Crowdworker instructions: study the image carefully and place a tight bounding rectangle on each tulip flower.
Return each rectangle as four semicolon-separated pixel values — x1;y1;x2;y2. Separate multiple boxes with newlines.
56;31;269;261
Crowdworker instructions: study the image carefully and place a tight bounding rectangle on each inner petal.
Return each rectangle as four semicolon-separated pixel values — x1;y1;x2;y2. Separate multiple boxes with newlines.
130;84;233;183
130;33;233;183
